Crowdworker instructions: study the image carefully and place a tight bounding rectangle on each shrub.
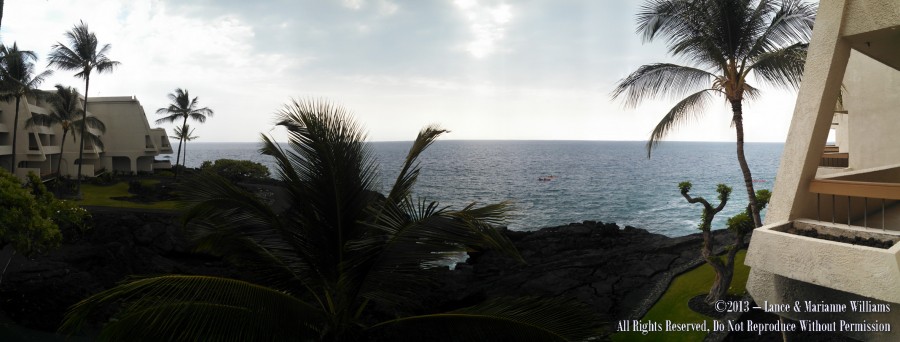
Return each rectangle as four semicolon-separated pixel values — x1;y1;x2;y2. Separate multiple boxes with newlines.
199;159;270;182
0;171;67;255
92;171;116;185
27;172;91;243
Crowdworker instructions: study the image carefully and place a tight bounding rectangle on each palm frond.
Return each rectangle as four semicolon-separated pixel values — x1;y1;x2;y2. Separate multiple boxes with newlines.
748;42;807;89
60;275;324;341
179;172;323;285
272;98;379;262
351;199;518;309
611;63;715;107
155;88;213;126
24;113;59;128
369;297;604;342
746;0;816;58
647;89;718;157
383;125;448;206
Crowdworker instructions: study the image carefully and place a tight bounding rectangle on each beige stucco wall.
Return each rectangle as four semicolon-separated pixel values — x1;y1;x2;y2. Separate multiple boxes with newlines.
85;96;170;174
748;2;900;341
844;52;900;170
0;93;171;178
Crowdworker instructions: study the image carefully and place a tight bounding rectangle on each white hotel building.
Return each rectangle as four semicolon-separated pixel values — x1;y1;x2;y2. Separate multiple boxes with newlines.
745;0;900;341
0;92;172;179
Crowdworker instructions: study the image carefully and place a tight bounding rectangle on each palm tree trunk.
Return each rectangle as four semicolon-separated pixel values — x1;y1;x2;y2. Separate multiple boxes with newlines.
10;96;20;174
173;116;187;180
183;139;188;169
56;130;68;177
76;77;90;194
731;101;762;228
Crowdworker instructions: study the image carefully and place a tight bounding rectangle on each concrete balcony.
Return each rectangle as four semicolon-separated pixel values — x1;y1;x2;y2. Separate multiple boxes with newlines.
158;145;174;154
746;219;900;303
820;152;848;167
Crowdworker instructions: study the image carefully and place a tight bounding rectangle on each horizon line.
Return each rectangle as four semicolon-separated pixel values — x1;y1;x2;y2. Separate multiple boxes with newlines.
190;139;794;144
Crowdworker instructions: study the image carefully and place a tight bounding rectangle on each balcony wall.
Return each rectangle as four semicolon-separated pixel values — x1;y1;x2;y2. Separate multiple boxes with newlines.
746;219;900;303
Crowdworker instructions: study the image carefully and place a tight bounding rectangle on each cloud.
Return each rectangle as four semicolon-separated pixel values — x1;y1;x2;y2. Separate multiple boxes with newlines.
452;0;513;58
378;0;399;16
341;0;364;10
3;0;309;142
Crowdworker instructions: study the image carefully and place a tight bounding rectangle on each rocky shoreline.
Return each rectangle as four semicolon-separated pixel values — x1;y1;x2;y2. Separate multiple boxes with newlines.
0;208;730;333
428;221;734;322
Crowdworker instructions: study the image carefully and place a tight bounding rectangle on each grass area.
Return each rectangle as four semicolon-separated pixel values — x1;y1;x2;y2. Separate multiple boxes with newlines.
612;250;749;342
78;180;179;210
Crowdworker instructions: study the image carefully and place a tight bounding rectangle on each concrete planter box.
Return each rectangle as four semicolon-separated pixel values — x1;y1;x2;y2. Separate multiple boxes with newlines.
746;219;900;303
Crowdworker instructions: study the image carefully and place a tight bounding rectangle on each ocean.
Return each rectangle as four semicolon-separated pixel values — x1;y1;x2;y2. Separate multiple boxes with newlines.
180;141;783;237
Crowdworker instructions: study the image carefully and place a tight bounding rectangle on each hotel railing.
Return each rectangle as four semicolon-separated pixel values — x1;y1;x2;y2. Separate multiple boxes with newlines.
809;179;900;231
820;152;849;167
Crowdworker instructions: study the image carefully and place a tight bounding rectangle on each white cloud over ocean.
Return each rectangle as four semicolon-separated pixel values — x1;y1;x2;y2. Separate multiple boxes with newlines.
0;0;799;143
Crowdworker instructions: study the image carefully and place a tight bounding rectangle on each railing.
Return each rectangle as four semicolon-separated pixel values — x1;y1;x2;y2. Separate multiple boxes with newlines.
824;145;840;153
820;153;848;167
809;179;900;230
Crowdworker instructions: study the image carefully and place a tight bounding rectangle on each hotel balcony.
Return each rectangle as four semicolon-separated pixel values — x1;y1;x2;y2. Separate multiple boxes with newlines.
746;164;900;304
820;152;848;168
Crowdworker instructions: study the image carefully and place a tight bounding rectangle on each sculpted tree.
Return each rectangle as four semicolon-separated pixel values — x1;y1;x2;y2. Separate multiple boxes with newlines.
680;181;771;303
613;0;815;228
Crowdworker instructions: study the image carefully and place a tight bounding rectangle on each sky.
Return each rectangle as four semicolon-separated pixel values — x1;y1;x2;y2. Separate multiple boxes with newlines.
2;0;806;143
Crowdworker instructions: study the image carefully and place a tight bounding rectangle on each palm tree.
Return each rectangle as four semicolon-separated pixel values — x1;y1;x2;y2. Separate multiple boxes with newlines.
170;124;197;168
155;88;213;179
47;20;119;193
611;0;816;227
0;43;52;174
61;99;600;341
26;85;105;178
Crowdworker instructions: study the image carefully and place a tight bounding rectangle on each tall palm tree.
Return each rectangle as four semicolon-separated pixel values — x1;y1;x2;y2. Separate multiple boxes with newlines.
611;0;816;227
47;20;119;192
61;99;600;341
170;124;197;168
26;85;105;177
155;88;213;179
0;43;52;174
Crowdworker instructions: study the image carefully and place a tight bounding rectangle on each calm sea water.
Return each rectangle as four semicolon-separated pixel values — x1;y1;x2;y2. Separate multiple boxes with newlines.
179;141;783;237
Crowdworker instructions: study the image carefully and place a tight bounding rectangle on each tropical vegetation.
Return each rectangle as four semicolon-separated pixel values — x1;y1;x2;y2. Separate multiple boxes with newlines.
0;43;52;174
199;158;269;182
170;124;198;168
0;170;90;284
155;88;213;179
611;0;816;228
61;99;600;341
26;85;106;178
678;181;770;303
48;20;120;192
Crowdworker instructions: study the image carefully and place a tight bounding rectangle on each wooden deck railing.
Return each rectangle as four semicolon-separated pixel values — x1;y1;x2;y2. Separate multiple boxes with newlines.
809;179;900;230
820;152;848;167
810;179;900;200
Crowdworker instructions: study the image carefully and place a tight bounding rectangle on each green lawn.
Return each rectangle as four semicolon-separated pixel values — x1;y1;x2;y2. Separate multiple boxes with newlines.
613;250;749;342
78;180;179;210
